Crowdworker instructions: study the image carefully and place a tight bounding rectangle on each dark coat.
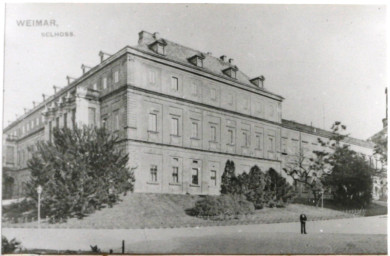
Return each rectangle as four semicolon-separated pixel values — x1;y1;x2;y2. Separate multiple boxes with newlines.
300;214;307;222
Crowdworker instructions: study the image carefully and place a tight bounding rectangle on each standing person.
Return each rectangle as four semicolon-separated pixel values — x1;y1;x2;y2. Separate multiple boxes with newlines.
300;213;307;234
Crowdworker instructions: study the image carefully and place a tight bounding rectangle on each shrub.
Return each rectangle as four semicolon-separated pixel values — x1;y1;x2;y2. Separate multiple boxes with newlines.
189;194;254;217
2;236;21;254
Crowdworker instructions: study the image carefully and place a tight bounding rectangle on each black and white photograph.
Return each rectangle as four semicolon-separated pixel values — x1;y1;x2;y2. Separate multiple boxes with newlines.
1;3;388;255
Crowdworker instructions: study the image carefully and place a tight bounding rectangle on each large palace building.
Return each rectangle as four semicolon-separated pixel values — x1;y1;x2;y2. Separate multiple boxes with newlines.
2;31;384;199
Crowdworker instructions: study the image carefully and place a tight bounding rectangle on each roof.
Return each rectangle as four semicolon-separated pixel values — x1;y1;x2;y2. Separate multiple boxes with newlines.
282;119;375;148
134;31;283;99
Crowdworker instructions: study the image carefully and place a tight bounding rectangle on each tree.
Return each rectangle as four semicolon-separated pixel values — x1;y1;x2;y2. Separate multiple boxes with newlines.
25;126;135;221
238;165;268;209
283;148;323;205
221;160;240;194
2;236;21;254
266;168;296;205
311;122;374;208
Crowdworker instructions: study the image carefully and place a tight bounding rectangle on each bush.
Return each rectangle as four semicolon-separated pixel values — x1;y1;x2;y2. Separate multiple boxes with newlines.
189;194;254;217
2;236;21;254
2;199;36;220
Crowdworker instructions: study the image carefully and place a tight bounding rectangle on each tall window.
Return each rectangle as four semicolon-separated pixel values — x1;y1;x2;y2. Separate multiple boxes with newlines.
93;83;97;90
148;113;157;132
172;166;179;183
113;110;119;131
268;137;274;152
63;113;68;128
211;88;216;100
243;131;249;147
256;133;263;150
171;77;179;91
56;117;60;129
191;122;198;138
191;82;198;95
102;77;107;89
210;170;217;186
88;107;96;126
148;70;156;84
211;126;217;141
6;146;14;164
228;129;234;144
150;165;158;182
171;117;179;136
48;121;52;142
71;109;76;127
192;168;199;185
114;71;119;83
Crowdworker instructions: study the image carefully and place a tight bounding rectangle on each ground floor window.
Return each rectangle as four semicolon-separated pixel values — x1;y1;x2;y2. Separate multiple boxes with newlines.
150;165;158;182
172;166;179;183
192;168;199;185
210;170;217;186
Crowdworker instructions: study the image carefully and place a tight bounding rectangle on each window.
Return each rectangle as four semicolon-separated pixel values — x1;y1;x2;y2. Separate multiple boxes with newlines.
157;44;165;55
71;109;76;126
56;117;60;128
211;88;216;100
93;83;97;90
148;113;157;132
172;158;179;183
150;165;158;182
256;133;263;150
48;121;52;142
63;113;68;128
6;146;14;164
243;131;249;147
171;77;179;91
268;137;274;152
102;77;107;89
171;117;179;136
211;126;217;141
191;82;198;95
102;117;107;129
172;166;179;183
228;129;234;144
282;138;287;153
89;107;96;126
191;122;198;138
210;170;217;186
148;70;156;84
114;71;119;83
228;94;233;106
113;110;119;131
192;168;199;185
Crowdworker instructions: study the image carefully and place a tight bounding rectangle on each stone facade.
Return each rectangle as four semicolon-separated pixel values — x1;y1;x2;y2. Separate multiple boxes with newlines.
2;31;381;199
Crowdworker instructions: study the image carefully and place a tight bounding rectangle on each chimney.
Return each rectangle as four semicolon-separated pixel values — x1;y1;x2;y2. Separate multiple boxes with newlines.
24;108;27;114
153;32;160;39
220;55;227;62
206;52;212;56
32;101;36;107
42;94;46;101
98;51;112;63
53;85;60;94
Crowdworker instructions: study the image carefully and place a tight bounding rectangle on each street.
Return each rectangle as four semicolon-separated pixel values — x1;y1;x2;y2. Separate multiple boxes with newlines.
2;215;387;254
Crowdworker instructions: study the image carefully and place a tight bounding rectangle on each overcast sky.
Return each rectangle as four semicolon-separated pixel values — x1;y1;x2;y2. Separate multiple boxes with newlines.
3;4;387;139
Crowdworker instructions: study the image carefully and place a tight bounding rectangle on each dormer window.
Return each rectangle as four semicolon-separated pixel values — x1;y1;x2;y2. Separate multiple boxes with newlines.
250;76;265;88
149;39;167;55
188;54;205;68
222;66;238;79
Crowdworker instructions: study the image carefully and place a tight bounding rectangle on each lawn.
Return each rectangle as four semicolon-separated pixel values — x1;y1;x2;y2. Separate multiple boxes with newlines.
3;193;359;229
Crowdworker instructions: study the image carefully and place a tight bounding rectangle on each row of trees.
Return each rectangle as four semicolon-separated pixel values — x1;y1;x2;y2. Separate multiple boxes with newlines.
283;122;378;208
221;161;295;209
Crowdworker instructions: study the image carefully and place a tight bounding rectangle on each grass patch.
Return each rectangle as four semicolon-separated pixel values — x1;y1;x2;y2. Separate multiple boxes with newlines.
3;193;358;229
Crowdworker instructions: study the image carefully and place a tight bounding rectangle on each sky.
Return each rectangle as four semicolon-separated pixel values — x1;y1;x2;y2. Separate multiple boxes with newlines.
3;4;387;139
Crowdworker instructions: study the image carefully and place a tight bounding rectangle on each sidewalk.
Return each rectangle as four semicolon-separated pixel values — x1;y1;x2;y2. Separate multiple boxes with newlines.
2;215;386;252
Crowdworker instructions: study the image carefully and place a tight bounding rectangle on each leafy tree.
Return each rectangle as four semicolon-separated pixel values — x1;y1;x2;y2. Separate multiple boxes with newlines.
311;122;374;208
266;168;296;204
25;126;135;221
283;148;323;205
372;132;387;175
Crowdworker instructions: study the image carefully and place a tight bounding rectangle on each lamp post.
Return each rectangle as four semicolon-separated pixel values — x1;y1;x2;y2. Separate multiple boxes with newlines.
321;188;324;209
37;185;42;228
